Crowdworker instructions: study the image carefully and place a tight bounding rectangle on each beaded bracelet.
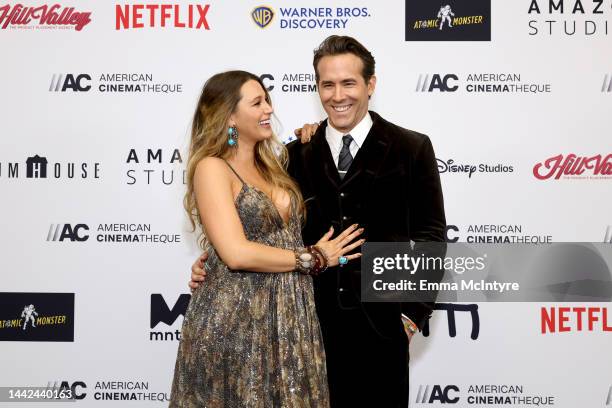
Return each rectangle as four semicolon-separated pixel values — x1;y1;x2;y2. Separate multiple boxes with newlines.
294;246;329;276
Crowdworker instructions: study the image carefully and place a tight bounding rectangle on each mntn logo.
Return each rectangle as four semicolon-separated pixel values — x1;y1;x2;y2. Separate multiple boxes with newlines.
252;6;274;28
150;293;190;341
49;74;91;92
47;224;89;242
416;74;459;92
416;385;460;404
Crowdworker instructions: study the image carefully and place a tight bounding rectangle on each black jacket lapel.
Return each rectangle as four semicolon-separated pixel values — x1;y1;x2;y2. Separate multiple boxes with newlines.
341;111;392;187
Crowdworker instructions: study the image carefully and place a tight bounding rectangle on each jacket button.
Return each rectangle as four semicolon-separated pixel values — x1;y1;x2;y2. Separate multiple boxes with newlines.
340;192;345;198
342;216;347;220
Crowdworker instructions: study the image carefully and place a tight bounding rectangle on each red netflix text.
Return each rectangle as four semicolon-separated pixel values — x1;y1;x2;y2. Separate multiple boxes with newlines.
541;306;612;333
115;4;210;30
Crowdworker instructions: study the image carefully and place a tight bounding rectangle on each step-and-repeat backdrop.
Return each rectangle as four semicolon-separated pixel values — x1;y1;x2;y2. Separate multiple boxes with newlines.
1;0;611;406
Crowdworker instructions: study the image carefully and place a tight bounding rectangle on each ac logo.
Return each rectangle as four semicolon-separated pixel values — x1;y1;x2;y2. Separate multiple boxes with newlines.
260;74;274;91
47;224;89;242
252;6;274;28
49;74;91;92
445;225;459;243
415;385;460;404
416;74;459;92
603;74;612;93
46;381;87;400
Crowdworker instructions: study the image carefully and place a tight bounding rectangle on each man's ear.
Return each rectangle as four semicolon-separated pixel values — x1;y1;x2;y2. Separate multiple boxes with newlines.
367;75;377;97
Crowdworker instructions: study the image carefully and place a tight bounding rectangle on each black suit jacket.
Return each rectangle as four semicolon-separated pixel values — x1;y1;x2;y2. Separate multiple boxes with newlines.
287;111;446;337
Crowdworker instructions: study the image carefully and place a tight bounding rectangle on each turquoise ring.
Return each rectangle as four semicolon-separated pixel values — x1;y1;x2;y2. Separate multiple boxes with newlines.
338;256;348;266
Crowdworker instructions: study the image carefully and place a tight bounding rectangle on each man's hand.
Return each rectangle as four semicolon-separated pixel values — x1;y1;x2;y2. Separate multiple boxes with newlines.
189;252;208;292
294;122;320;143
402;315;418;343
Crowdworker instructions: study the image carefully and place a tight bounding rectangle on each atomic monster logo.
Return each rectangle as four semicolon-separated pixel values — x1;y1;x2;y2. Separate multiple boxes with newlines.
21;305;38;330
437;5;455;30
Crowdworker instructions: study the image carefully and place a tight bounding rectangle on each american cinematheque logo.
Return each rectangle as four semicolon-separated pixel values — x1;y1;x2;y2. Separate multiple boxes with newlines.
405;0;491;41
49;73;183;94
533;153;612;180
414;384;555;405
0;4;91;31
0;293;74;341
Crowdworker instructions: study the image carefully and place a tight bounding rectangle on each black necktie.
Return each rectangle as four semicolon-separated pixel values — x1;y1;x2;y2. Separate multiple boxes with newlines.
338;134;353;179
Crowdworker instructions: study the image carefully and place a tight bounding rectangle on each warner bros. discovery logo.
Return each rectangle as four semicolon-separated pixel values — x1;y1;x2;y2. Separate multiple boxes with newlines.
252;6;274;28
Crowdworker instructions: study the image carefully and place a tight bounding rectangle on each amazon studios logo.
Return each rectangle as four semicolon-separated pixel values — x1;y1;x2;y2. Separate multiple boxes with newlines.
405;0;490;41
527;0;611;37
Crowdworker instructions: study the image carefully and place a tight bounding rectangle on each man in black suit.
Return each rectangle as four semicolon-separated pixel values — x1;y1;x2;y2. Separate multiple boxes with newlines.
191;35;446;407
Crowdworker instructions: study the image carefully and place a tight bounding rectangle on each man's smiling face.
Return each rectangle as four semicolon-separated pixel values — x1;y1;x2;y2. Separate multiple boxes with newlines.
316;53;376;134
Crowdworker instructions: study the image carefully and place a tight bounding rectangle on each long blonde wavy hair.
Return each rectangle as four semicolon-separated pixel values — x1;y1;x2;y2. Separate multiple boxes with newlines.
184;70;304;249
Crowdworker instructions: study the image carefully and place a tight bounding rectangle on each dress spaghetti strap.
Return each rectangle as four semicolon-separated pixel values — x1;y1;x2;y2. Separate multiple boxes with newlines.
223;160;246;185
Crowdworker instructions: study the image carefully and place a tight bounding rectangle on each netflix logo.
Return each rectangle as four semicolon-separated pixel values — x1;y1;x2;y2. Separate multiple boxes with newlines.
115;4;210;30
541;306;612;334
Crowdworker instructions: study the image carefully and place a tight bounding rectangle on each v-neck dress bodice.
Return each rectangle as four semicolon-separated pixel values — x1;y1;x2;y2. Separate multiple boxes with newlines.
169;164;329;407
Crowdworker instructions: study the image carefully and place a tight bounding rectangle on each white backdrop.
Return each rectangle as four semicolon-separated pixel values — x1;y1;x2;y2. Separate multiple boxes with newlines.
1;0;611;406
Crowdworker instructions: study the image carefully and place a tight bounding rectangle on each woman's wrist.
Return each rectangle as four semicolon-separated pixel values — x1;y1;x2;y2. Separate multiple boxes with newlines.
294;246;328;276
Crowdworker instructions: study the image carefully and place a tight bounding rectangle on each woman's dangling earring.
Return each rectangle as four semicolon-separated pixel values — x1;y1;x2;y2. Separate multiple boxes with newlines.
228;125;238;146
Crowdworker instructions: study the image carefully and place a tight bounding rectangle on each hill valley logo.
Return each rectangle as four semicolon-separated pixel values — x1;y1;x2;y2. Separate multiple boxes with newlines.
533;153;612;180
0;4;92;31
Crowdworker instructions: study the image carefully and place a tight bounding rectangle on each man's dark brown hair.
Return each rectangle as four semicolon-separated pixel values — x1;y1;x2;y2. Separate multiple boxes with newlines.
312;35;376;83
